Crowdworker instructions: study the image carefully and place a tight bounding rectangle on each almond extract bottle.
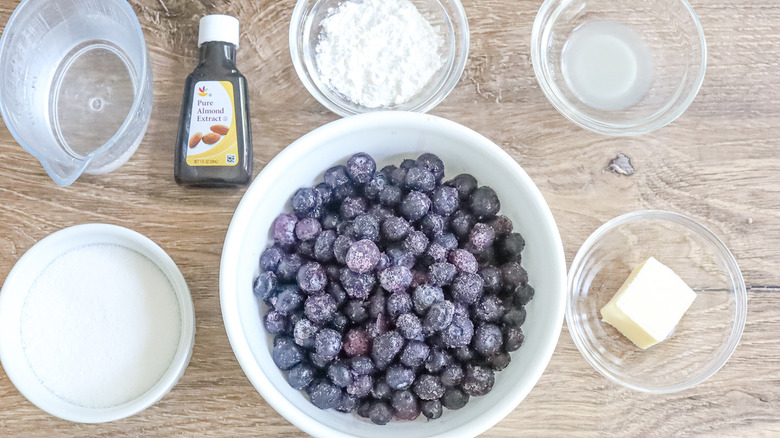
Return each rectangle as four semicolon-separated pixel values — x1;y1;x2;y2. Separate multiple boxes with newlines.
175;15;252;187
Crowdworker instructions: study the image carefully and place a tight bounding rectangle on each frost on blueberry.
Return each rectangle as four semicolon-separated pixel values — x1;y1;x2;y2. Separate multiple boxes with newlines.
346;239;380;273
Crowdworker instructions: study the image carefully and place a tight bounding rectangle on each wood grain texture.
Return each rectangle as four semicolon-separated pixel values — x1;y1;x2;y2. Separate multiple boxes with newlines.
0;0;778;436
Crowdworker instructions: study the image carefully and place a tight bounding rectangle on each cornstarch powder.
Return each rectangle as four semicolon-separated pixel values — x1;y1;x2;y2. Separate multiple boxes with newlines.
315;0;445;108
20;244;181;408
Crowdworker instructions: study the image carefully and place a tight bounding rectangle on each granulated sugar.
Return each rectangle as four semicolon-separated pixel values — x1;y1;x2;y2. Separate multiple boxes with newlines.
20;244;181;408
315;0;444;108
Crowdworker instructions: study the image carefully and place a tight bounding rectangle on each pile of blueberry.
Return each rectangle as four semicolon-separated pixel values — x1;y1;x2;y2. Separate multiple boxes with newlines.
254;152;534;425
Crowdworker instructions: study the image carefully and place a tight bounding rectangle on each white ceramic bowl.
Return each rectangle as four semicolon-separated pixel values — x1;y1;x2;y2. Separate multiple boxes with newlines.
220;112;566;437
0;224;195;423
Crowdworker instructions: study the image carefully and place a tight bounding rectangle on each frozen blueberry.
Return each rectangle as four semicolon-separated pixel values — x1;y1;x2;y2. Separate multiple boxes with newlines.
389;167;408;187
432;186;459;216
272;336;303;370
391;389;421;421
340;196;367;220
445;174;477;200
304;293;337;325
416;153;445;182
346;153;376;184
403;231;429;256
396;313;423;340
253;271;277;301
379;185;402;206
336;394;359;413
321;212;340;230
501;262;528;291
328;282;347;306
473;295;505;323
314;182;333;205
364;173;389;200
386;292;413;319
423;300;455;333
369;401;393;425
419;213;446;237
399;191;431;222
310;381;342;410
441;387;469;410
333;235;354;264
502;307;527;327
368;313;391;339
344;299;369;323
469;222;495;252
340;269;376;300
274;286;305;315
352;214;380;241
357;399;372;418
291;188;322;218
346;239;381;273
421;399;442;420
424;348;452;373
462;364;495;396
450;210;476;238
404;166;436;192
386;364;415;390
331;312;348;332
440;365;465;386
351;356;375;375
286;362;314;390
348;374;373;398
488;214;513;236
367;288;387;319
297;240;315;258
412;374;445;400
512;284;535;306
428;262;457;286
498;232;525;263
297;262;327;293
400;159;416;169
293;318;318;348
379;164;397;177
259;246;284;272
422;243;447;265
504;326;525;352
264;310;288;334
328;360;353;388
324;165;350;188
342;328;370;356
400;340;430;368
310;352;334;368
276;253;303;282
434;233;458;250
315;328;342;357
440;314;474;348
452;345;474;363
272;214;298;247
379;265;413;294
473;323;503;357
368;204;394;222
479;266;503;294
382;216;411;241
332;183;357;203
372;380;393;400
451;272;484;304
487;351;511;371
386;246;415;269
468;186;500;221
412;285;444;314
448;249;478;274
372;331;404;369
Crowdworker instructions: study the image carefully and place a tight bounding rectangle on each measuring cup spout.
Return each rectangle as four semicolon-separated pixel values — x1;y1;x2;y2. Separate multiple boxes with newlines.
37;153;91;187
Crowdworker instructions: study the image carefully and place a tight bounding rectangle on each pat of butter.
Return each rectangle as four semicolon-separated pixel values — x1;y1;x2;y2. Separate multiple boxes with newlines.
601;257;697;349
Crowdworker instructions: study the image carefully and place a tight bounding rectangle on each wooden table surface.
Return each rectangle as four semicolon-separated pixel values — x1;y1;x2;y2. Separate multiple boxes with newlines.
1;0;778;436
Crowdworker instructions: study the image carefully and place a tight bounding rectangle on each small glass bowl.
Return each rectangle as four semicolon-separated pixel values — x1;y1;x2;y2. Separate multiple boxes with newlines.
567;211;746;393
530;0;707;135
289;0;469;117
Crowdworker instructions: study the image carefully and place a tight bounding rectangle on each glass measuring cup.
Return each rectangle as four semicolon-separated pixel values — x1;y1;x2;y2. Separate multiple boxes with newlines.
0;0;153;186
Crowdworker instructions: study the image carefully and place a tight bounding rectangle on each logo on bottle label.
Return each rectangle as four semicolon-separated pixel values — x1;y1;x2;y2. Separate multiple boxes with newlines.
186;81;238;166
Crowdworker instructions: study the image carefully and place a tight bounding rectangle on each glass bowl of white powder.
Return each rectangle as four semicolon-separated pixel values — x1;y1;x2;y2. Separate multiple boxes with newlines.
0;224;195;423
290;0;469;117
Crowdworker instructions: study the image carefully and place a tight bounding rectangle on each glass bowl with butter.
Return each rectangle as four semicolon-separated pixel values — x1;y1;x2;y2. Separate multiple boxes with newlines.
567;210;746;393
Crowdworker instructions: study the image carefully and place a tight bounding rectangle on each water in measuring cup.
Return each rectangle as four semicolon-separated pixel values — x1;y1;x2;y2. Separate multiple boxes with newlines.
561;21;653;111
50;40;136;158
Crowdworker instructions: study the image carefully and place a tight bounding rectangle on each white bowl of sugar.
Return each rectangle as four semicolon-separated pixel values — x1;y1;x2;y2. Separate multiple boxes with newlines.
0;224;195;423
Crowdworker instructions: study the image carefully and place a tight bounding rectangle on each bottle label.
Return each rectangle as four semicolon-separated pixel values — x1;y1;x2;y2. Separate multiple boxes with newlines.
186;80;238;166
